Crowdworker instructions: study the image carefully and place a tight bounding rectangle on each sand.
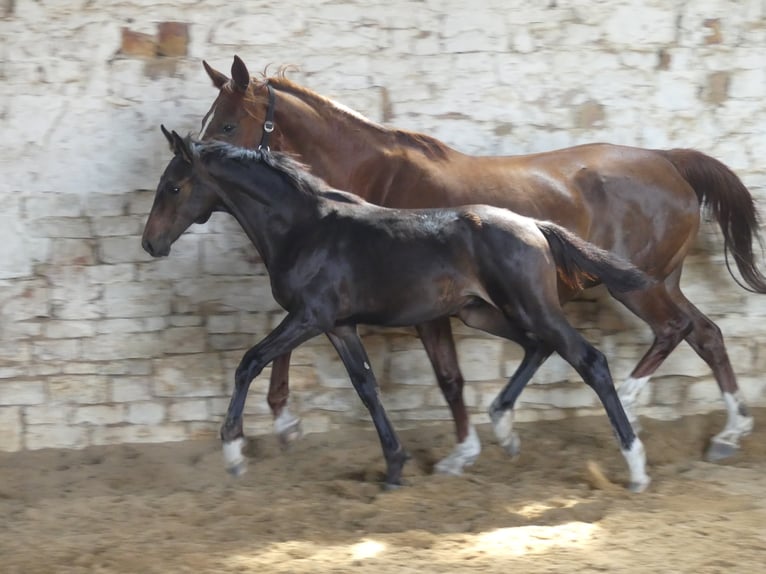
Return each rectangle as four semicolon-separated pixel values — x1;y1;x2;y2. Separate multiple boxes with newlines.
2;409;765;573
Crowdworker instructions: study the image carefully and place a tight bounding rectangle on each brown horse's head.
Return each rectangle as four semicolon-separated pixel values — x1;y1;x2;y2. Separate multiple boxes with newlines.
199;56;275;149
141;126;220;257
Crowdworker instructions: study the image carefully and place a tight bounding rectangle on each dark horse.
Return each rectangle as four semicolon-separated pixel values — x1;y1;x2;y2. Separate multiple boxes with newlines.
190;56;764;467
145;128;653;491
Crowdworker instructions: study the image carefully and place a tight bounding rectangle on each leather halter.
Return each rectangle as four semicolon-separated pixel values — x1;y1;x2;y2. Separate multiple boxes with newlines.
258;83;276;151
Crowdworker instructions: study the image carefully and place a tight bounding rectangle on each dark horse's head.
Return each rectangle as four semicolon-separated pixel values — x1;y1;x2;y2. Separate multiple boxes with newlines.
141;126;221;257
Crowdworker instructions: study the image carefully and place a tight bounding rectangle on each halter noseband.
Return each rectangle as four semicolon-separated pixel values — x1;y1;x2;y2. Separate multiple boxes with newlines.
259;83;276;151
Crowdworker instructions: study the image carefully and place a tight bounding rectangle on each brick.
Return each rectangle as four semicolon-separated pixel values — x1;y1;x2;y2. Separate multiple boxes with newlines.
0;406;22;452
153;354;225;397
49;238;96;266
119;28;157;57
99;236;153;264
89;423;184;445
95;317;167;334
73;404;124;425
43;320;96;339
111;377;153;402
86;332;164;360
0;381;46;405
25;405;74;425
157;22;189;57
168;399;209;421
91;215;144;237
161;326;207;354
456;338;503;382
127;401;165;424
102;282;172;318
32;339;81;361
27;217;91;238
26;424;89;450
48;375;108;404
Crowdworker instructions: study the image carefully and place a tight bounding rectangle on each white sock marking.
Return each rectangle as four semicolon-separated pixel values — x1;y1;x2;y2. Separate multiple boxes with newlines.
621;437;650;491
434;425;481;475
222;437;246;470
274;408;301;437
491;409;515;447
713;391;754;446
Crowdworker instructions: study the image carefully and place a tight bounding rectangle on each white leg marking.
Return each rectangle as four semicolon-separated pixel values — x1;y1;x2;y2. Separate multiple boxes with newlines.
618;376;650;428
222;437;246;475
274;407;302;442
621;437;651;493
434;425;481;476
712;391;754;447
490;407;521;456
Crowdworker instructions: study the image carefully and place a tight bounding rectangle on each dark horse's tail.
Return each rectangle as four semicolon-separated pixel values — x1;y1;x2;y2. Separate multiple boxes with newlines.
536;222;650;293
661;148;766;293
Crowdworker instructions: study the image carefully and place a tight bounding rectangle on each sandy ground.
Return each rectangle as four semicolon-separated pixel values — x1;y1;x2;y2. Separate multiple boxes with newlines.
2;409;765;574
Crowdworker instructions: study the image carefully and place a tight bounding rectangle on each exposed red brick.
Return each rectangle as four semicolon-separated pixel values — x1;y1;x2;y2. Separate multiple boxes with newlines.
704;18;723;45
157;22;189;57
120;27;157;57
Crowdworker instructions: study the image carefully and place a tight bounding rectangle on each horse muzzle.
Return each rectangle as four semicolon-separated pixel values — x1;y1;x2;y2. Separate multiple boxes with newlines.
141;237;171;258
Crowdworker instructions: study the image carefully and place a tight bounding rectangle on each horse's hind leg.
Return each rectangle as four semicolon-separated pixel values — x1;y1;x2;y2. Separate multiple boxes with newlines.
663;269;753;461
327;325;408;488
267;352;303;446
607;283;693;431
415;318;478;476
540;315;650;492
458;303;552;458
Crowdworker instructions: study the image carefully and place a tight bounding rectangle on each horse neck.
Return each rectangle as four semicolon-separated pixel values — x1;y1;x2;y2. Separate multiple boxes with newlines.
271;83;389;190
205;160;320;269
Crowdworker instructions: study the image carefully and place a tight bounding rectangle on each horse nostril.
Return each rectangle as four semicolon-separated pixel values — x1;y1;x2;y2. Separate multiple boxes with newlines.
142;238;155;256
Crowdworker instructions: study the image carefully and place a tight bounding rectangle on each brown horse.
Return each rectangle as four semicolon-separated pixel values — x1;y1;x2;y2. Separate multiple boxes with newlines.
197;55;764;469
145;130;652;491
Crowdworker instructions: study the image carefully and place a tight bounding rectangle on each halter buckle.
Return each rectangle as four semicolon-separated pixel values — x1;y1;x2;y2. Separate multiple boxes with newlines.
263;121;275;133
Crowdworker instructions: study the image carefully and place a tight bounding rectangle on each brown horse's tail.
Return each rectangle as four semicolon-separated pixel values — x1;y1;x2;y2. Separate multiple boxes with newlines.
661;148;766;293
536;222;651;293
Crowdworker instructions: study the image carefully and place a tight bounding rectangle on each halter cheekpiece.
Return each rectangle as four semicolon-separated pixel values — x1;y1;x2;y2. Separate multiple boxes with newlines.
258;83;276;151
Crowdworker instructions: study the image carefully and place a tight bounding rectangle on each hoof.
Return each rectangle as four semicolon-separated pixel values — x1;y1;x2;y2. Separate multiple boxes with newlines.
226;459;248;477
705;440;739;462
627;477;651;493
222;437;247;476
382;481;403;492
501;433;521;458
274;411;303;447
433;454;477;476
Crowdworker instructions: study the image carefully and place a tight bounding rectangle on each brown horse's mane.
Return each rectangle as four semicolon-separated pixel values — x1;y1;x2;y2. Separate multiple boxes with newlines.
238;68;451;161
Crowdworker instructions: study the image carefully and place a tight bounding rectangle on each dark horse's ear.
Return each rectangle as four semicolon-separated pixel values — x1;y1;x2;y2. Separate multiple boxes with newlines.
202;60;229;89
160;124;174;149
231;55;250;93
170;130;194;165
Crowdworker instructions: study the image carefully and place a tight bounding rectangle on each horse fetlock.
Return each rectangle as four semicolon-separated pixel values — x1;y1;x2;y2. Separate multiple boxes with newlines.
274;408;303;447
220;417;243;442
434;426;481;475
621;437;650;493
489;407;519;455
222;437;247;476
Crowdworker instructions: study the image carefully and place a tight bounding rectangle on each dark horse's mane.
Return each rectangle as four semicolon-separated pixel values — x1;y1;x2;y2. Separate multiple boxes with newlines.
235;68;452;161
192;139;365;205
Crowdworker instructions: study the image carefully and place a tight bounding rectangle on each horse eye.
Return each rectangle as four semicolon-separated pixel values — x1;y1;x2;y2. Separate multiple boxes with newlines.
170;185;181;195
222;124;235;134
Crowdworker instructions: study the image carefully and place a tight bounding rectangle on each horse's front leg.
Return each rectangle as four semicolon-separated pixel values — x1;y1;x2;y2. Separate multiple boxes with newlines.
267;352;303;447
326;325;408;489
222;312;322;475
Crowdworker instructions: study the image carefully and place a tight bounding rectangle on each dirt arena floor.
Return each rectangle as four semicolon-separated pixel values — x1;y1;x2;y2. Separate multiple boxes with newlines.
2;408;765;574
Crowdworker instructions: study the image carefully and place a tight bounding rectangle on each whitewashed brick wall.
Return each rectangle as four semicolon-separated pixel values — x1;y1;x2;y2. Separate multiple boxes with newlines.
1;0;766;451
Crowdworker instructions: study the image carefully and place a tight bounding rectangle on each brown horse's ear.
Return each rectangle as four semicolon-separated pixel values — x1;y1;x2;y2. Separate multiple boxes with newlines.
171;130;194;165
231;55;250;92
160;124;174;149
203;60;229;89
